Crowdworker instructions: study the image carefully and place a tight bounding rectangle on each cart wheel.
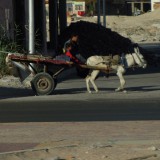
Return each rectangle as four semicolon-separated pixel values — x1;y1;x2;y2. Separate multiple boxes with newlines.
31;72;56;96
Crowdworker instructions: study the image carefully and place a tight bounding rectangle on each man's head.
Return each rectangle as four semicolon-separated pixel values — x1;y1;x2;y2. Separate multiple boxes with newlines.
71;33;79;42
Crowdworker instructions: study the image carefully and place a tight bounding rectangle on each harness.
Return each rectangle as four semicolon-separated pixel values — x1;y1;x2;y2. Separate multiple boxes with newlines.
120;53;128;68
120;53;141;70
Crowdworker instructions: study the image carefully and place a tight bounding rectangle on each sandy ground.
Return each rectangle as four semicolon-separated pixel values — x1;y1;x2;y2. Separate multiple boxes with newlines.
0;121;160;160
76;8;160;43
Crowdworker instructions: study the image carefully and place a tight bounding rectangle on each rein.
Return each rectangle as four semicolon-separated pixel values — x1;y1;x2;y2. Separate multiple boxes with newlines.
120;53;128;68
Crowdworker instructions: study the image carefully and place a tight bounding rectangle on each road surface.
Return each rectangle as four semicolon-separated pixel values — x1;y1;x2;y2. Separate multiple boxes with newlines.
0;67;160;122
0;43;160;159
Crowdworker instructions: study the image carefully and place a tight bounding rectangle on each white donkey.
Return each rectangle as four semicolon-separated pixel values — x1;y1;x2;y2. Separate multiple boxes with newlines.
85;46;147;93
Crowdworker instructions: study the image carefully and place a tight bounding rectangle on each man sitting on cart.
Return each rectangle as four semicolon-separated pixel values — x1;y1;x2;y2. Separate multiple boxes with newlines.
65;43;81;64
64;33;86;64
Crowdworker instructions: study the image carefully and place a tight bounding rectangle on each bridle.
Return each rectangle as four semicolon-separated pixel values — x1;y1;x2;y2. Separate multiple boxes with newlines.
133;47;147;68
121;52;146;69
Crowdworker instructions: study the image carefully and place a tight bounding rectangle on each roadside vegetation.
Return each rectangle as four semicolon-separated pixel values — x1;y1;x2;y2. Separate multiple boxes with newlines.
0;24;42;77
0;25;25;76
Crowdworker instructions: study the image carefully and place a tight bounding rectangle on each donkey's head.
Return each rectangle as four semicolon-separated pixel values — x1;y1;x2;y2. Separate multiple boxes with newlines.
126;44;147;68
132;45;147;68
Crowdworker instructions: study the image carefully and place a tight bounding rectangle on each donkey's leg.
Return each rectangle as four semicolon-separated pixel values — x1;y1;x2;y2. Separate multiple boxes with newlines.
86;75;92;93
90;70;100;93
115;66;126;92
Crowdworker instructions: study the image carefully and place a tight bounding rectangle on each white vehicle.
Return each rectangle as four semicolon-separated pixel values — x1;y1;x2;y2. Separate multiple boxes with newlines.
67;1;85;17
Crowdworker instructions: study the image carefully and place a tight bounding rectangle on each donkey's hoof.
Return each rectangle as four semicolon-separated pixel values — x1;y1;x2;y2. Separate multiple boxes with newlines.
115;88;125;92
88;91;92;94
123;90;127;93
95;90;99;93
115;88;121;92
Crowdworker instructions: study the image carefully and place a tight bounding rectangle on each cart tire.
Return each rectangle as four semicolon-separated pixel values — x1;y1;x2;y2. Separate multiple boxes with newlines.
31;72;56;96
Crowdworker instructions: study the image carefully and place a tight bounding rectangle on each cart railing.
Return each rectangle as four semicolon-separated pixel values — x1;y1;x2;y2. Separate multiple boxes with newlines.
8;54;111;72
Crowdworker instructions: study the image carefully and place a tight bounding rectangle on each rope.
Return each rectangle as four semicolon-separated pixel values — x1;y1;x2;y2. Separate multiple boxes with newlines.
0;51;16;55
0;51;27;55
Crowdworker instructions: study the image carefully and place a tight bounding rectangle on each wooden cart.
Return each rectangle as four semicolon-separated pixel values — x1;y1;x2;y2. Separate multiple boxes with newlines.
8;54;110;95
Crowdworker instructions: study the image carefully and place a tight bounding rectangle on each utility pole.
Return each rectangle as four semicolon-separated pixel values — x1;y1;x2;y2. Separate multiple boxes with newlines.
97;0;101;25
28;0;35;54
103;0;106;27
151;0;155;11
49;0;58;53
59;0;67;34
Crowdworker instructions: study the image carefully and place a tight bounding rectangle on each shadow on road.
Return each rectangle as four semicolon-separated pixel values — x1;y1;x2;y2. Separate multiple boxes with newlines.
0;87;33;99
1;84;160;100
118;66;160;75
127;85;160;92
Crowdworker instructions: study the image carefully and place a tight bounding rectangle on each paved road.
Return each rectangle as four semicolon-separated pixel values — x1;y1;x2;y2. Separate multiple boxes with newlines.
0;98;160;123
0;67;160;122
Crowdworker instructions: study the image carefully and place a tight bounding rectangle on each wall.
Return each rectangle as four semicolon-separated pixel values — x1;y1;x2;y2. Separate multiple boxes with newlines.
0;0;14;38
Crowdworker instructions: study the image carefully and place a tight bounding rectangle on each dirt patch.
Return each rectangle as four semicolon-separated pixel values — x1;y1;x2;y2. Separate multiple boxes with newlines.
0;121;160;160
0;76;23;88
77;8;160;43
107;9;160;43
